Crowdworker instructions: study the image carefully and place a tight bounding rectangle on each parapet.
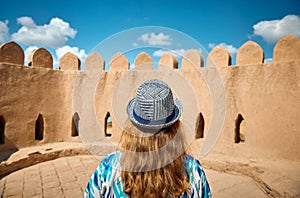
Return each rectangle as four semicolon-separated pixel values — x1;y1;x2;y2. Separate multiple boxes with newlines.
206;46;231;67
59;52;81;70
182;49;204;69
273;35;300;62
85;52;105;71
236;41;264;65
0;35;300;70
0;35;300;161
134;52;153;70
28;48;53;69
109;52;129;71
158;53;178;70
0;42;24;65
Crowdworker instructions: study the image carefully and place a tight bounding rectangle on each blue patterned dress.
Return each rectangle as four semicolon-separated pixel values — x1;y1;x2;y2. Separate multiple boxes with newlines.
84;152;211;198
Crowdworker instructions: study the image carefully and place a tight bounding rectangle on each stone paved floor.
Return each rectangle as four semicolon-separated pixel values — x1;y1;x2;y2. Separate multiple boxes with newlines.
0;155;269;198
0;156;97;198
205;170;267;198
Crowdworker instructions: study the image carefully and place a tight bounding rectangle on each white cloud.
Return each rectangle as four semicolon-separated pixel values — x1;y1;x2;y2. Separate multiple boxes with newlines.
253;15;300;43
11;16;77;48
208;43;216;49
208;42;238;54
24;46;39;65
153;49;186;57
264;58;273;63
132;42;138;47
55;45;87;62
153;48;202;57
17;16;35;28
0;20;9;42
138;32;172;46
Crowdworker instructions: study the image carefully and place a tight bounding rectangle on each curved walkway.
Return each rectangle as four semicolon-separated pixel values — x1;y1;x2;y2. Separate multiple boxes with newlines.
1;155;269;198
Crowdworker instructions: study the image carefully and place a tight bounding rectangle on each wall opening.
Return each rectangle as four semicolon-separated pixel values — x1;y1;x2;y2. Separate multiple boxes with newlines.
105;112;112;137
195;113;204;139
234;114;245;143
71;112;80;137
0;115;5;144
35;114;44;141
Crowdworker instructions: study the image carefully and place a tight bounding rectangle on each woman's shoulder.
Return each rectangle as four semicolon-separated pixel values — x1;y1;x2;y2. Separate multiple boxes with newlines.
96;152;120;172
183;154;211;197
184;154;202;165
101;152;119;163
183;154;205;174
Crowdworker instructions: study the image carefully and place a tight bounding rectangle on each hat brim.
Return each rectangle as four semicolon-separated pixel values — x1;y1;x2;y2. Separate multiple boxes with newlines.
126;98;182;130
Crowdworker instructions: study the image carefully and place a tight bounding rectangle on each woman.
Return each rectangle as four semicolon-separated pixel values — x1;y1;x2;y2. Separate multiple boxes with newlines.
84;79;211;198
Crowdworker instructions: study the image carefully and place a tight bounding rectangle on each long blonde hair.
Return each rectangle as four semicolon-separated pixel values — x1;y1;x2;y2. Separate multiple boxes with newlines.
119;120;190;197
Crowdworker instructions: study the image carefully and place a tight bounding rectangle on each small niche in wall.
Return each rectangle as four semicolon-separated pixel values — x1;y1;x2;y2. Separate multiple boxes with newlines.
0;115;5;144
105;112;112;137
35;114;44;141
71;112;80;137
234;114;245;143
195;113;205;139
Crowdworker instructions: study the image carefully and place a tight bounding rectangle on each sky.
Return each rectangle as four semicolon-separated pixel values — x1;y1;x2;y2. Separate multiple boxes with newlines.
1;0;300;69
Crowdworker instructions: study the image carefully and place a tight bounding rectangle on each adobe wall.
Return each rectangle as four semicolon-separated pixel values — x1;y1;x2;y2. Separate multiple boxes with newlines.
0;63;79;150
0;35;299;161
0;43;80;150
214;61;300;160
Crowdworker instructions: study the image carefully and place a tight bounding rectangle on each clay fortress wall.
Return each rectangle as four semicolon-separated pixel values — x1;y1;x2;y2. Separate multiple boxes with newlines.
0;35;299;161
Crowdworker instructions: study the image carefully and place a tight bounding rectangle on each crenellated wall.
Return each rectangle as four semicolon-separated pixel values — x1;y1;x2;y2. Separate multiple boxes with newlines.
0;35;299;161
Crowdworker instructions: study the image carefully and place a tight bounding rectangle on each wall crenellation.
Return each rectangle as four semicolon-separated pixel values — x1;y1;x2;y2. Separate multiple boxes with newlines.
0;35;299;71
28;48;53;68
236;41;264;66
182;49;204;69
0;35;300;161
84;52;105;71
0;41;24;66
134;52;153;70
273;35;300;62
109;52;130;71
207;46;231;67
60;52;81;70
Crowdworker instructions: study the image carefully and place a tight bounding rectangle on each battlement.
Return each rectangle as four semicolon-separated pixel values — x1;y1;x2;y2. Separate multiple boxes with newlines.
0;35;300;161
1;35;299;70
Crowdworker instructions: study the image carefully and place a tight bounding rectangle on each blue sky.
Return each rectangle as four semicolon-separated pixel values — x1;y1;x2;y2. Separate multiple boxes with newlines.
1;0;299;69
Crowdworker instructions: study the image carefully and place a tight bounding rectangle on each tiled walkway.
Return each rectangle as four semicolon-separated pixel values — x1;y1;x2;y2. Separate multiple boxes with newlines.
0;155;269;198
0;156;96;198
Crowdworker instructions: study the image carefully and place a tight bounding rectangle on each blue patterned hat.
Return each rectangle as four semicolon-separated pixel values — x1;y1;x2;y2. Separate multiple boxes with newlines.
126;79;182;130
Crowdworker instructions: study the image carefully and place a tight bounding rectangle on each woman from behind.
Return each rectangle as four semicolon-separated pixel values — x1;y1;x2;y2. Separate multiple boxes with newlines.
84;79;211;198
